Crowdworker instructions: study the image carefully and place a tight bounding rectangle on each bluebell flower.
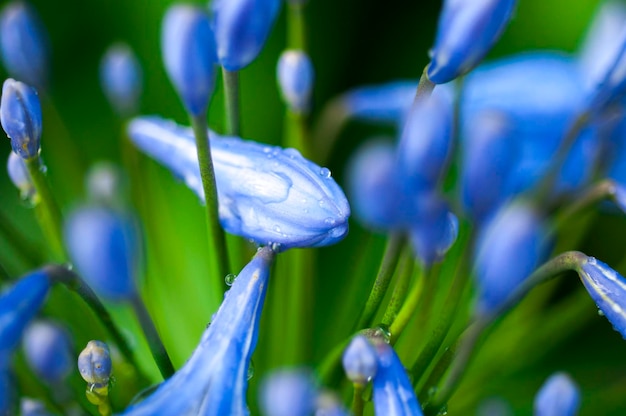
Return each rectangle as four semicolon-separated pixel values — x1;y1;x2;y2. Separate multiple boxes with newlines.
22;320;73;383
339;81;417;127
77;340;112;388
277;50;314;114
121;247;275;415
7;150;34;198
428;0;517;84
534;372;580;416
577;257;626;339
342;334;378;385
371;339;423;416
161;5;217;116
100;43;142;117
128;116;350;250
211;0;281;71
0;270;50;366
473;202;549;317
0;78;42;160
259;369;317;416
0;2;49;90
64;206;139;301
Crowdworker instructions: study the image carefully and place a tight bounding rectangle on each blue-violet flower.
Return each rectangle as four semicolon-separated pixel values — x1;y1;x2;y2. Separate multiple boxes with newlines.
100;43;143;117
534;372;580;416
259;369;317;416
0;78;42;160
22;320;73;383
277;50;314;114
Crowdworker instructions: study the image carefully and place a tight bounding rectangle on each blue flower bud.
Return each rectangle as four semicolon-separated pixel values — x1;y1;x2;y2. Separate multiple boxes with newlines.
161;5;217;116
342;335;378;385
122;247;275;415
85;162;127;207
534;372;580;416
7;150;33;198
0;78;42;159
340;81;417;126
22;320;73;383
474;202;549;317
427;0;517;84
64;206;139;301
371;340;423;416
100;43;142;117
277;50;314;114
0;2;49;89
578;257;626;339
77;340;112;387
211;0;281;71
20;398;54;416
259;369;317;416
461;111;516;223
410;194;458;266
128;117;350;250
397;91;453;192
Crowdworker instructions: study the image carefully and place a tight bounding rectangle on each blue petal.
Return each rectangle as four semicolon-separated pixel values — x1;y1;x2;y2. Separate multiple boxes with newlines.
340;81;417;126
0;78;42;159
22;320;73;383
128;117;350;250
259;369;317;416
342;335;378;384
410;194;458;266
277;50;314;114
534;372;580;416
100;43;142;116
122;247;275;415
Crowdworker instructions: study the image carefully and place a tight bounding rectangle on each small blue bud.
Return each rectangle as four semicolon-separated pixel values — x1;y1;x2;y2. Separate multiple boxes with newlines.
7;150;34;198
161;5;217;116
371;340;423;416
410;194;458;266
474;202;549;317
100;43;142;117
0;78;42;159
64;206;139;301
461;111;516;223
578;257;626;339
211;0;281;71
534;372;580;416
0;2;49;90
340;81;417;126
22;320;73;383
397;91;453;192
342;335;378;385
128;117;350;250
85;162;127;207
20;398;54;416
259;369;317;416
77;340;112;387
428;0;517;84
277;50;314;114
0;270;49;363
122;247;275;415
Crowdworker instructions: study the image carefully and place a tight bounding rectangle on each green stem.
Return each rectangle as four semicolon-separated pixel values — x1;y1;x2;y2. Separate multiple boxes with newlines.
190;115;230;287
24;157;66;261
44;265;145;379
284;111;310;156
553;179;619;231
287;2;307;50
352;384;366;416
388;266;431;345
424;251;588;415
222;68;240;136
381;250;416;327
130;294;175;379
354;233;406;330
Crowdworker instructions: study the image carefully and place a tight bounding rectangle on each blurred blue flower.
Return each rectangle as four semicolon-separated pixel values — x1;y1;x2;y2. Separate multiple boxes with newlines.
161;5;216;116
315;391;350;416
578;257;626;339
211;0;281;71
428;0;517;84
122;247;275;415
340;81;417;126
100;43;142;117
77;340;112;387
342;334;378;385
474;202;549;317
534;372;580;416
64;206;139;301
22;320;73;383
7;150;33;198
277;50;314;114
0;1;49;90
410;193;458;266
0;78;42;160
128;116;350;250
20;398;55;416
371;339;423;416
259;369;317;416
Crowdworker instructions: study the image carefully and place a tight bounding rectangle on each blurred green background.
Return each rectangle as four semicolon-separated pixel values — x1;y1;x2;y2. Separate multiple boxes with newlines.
3;0;626;414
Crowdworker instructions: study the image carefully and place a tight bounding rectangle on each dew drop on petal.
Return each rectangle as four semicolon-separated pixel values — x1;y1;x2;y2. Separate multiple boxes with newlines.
225;273;237;286
319;167;331;178
247;360;255;380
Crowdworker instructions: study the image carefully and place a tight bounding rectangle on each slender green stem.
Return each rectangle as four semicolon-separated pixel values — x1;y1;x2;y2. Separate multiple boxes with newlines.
381;250;416;327
24;157;66;261
354;233;406;330
287;2;307;50
388;266;430;345
352;384;366;416
130;294;175;379
284;111;310;156
43;265;144;378
190;115;230;287
222;68;240;136
424;251;588;415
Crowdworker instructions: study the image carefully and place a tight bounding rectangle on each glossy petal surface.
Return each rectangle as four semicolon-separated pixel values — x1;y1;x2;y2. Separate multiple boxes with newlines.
0;79;42;159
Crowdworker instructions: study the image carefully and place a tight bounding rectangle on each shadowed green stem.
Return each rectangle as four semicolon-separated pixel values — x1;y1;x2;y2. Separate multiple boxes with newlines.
352;383;366;416
222;68;240;136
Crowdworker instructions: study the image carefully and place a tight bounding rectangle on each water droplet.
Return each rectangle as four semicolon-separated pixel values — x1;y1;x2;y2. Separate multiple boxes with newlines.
273;225;282;233
319;167;331;178
205;322;211;329
270;242;282;252
375;324;391;343
247;360;255;380
588;257;597;265
318;199;325;207
263;147;271;153
324;217;336;226
598;309;605;316
225;273;237;286
437;405;448;416
303;208;309;214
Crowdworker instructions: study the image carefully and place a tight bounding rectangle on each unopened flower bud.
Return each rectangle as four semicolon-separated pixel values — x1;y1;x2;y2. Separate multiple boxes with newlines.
77;340;112;387
342;335;378;385
534;372;580;416
0;78;42;159
277;50;314;114
100;43;142;117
